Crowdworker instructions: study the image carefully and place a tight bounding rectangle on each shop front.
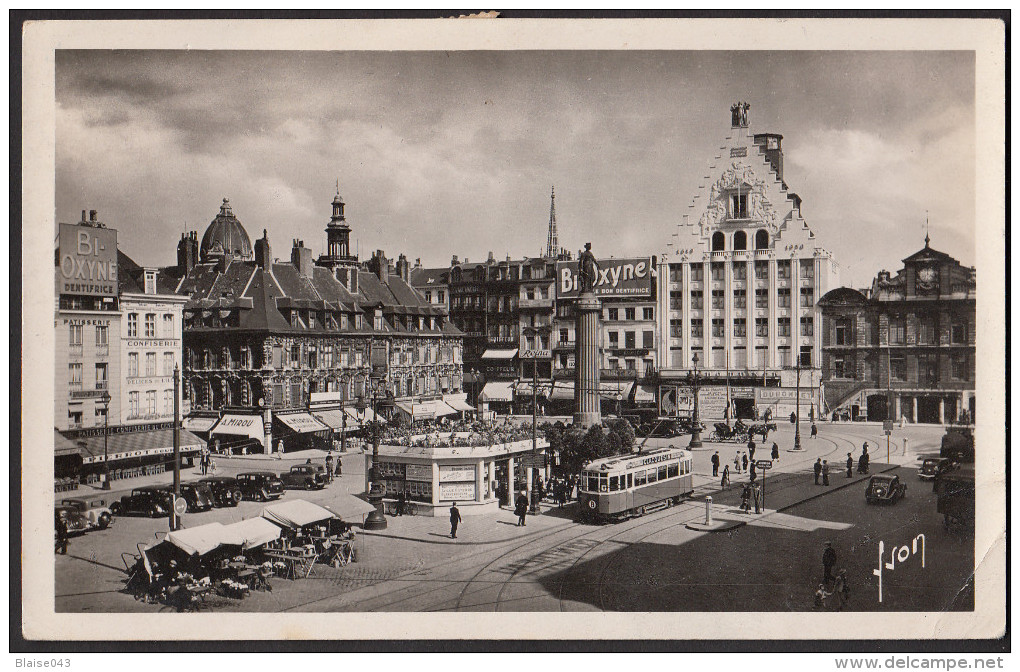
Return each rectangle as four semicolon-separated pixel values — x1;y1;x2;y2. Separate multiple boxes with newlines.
59;425;205;486
274;412;330;452
209;413;266;455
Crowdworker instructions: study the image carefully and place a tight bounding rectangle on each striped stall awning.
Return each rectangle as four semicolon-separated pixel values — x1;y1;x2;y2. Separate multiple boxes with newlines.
72;428;204;465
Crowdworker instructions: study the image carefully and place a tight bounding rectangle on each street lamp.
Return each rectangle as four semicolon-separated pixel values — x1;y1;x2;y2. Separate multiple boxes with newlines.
793;353;804;451
524;326;549;515
100;391;112;490
360;368;388;530
688;352;703;448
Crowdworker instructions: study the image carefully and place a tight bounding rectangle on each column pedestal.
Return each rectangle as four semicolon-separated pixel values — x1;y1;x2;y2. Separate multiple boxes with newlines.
574;292;603;428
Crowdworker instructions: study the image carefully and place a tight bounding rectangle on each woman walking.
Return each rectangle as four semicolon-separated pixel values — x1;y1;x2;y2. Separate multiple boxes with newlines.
721;464;731;487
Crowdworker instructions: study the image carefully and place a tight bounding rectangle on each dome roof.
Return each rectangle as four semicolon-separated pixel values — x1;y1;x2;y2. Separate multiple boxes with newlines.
200;198;253;262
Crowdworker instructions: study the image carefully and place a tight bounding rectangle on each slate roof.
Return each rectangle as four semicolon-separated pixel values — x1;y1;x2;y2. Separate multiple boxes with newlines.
117;250;182;296
410;267;449;288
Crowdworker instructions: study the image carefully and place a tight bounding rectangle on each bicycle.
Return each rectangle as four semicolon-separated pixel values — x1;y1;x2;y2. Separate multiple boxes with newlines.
385;501;418;516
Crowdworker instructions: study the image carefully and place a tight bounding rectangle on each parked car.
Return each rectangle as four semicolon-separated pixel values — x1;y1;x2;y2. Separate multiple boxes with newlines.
60;495;115;530
178;482;216;512
935;464;974;528
281;464;328;490
199;476;244;507
918;455;953;481
110;486;174;517
55;505;91;536
865;474;907;505
236;471;285;501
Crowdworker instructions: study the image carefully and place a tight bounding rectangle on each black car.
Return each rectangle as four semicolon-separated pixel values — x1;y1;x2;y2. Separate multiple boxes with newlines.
55;505;91;536
281;464;328;490
111;486;174;517
177;482;216;512
236;471;285;501
918;456;952;481
865;474;907;505
199;476;244;507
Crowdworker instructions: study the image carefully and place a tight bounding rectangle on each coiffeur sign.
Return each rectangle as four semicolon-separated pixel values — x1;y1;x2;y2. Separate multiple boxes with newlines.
57;223;118;298
557;257;653;299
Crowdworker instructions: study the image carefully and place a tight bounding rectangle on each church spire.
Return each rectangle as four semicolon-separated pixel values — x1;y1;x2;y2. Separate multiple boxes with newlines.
924;210;930;248
545;185;558;258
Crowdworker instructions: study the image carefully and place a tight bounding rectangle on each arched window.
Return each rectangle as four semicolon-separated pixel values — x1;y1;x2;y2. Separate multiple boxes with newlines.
711;232;725;251
755;229;769;250
733;231;747;251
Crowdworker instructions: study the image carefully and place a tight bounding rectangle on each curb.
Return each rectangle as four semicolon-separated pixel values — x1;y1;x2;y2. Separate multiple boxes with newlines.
361;517;576;546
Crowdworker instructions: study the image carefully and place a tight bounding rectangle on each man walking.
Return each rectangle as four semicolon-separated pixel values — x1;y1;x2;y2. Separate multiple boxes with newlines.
810;423;818;439
734;451;741;474
833;568;850;611
771;442;780;461
822;460;830;486
747;438;756;461
449;502;462;539
822;541;837;587
742;452;749;474
55;510;69;555
514;491;529;526
846;453;854;479
814;458;822;485
711;451;720;477
324;450;334;484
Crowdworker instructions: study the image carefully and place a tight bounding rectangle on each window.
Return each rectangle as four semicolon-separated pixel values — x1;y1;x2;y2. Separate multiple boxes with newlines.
733;289;746;308
711;263;725;281
800;316;814;336
733;264;747;280
755;230;769;250
889;317;906;345
733;318;746;337
95;406;107;424
642;330;654;348
68;363;82;386
162;314;174;337
778;288;791;308
733;231;747;251
646;467;658;484
689;264;704;282
731;193;748;218
608;331;619;346
952;356;967;380
669;264;683;283
712;318;725;337
800;260;815;280
667;462;679;479
833;356;848;378
690;290;703;310
96;325;109;346
128;391;140;417
778;317;791;337
69;410;83;427
755;261;769;279
712;231;725;251
424;291;432;302
711;290;725;309
128;353;139;377
438;290;445;303
127;313;138;337
670;319;682;338
164;390;174;415
691;319;703;338
951;322;967;344
634;469;647;486
755;318;768;337
625;307;636;321
799;346;813;367
608;308;619;321
308;312;317;330
146;390;157;416
290;345;300;366
144;270;156;294
69;324;83;346
835;319;851;345
777;260;791;279
800;288;814;307
608;358;619;370
145;352;156;376
145;314;156;338
670;290;682;310
643;307;654;321
918;316;936;345
625;331;636;349
559;328;569;344
95;363;108;389
755;288;768;308
626;359;636;371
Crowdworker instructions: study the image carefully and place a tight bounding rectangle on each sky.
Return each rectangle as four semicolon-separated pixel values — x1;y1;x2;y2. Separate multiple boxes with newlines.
55;50;975;287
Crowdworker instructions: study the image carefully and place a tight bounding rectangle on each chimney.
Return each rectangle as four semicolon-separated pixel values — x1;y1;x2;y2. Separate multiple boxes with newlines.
396;253;410;282
451;255;459;266
254;229;272;268
487;251;495;264
414;258;422;268
371;250;389;284
80;210;87;224
177;230;199;275
291;239;314;277
89;210;98;222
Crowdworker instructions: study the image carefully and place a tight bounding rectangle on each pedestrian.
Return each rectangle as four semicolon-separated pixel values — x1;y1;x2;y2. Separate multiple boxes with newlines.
200;449;209;475
813;458;822;485
449;502;462;539
747;438;756;461
721;464;730;487
790;412;797;425
740;484;751;513
771;442;779;461
833;569;850;611
325;450;334;483
515;491;529;526
814;583;832;611
396;489;406;516
859;450;870;475
335;454;343;477
742;452;749;473
846;453;854;479
749;460;757;483
55;510;69;555
810;423;818;439
822;541;837;587
752;479;761;513
711;451;720;477
822;460;830;486
734;451;741;474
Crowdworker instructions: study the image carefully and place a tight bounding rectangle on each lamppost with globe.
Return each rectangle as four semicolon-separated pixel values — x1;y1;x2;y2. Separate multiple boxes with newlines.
687;352;703;448
100;391;112;489
357;367;389;530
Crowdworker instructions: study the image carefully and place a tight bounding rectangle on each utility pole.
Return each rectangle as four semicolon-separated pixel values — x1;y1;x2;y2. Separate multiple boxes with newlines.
171;365;181;531
793;354;803;451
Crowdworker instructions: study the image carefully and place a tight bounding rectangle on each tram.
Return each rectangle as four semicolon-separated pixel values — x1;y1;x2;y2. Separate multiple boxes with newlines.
577;446;694;522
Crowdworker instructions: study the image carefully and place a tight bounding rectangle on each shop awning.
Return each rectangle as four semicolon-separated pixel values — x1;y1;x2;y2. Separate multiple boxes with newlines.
262;499;335;529
221;517;282;550
395;400;437;420
163;522;227;556
55;431;83;458
311;409;348;430
210;414;264;441
481;348;518;360
275;413;329;434
183;416;218;433
515;382;553;397
550;382;574;400
634;384;656;403
433;401;460;417
480;381;515;402
73;428;204;464
443;395;475;413
344;407;376;424
550;381;634;401
324;493;377;521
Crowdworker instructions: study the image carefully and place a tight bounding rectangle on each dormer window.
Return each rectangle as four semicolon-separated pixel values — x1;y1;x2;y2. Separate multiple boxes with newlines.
308;311;316;329
144;270;157;295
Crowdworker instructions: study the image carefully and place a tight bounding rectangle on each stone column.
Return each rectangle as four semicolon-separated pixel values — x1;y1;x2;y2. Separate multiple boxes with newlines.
574;292;603;428
912;397;918;423
893;394;901;421
475;459;484;503
526;466;533;501
505;456;514;506
939;398;945;424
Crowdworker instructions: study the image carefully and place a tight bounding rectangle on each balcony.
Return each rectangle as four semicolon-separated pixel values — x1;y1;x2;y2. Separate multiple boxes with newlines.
519;297;553;309
553;340;575;350
754;249;772;258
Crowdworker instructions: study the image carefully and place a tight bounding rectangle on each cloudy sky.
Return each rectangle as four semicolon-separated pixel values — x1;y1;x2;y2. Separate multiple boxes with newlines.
56;49;974;286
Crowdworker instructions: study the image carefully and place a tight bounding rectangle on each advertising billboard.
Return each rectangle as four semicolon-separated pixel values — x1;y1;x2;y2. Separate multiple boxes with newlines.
556;257;652;299
56;223;118;297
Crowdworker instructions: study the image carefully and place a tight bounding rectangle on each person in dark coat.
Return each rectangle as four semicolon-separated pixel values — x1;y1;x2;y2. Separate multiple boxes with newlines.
790;412;797;425
858;450;870;475
324;451;334;483
749;460;757;483
514;491;529;526
742;452;749;473
747;439;756;461
822;541;837;587
771;442;779;461
822;460;831;485
396;490;406;516
721;464;730;487
846;453;854;478
711;451;720;477
810;423;818;439
449;502;462;539
740;484;752;513
335;454;343;477
814;458;822;485
55;510;69;555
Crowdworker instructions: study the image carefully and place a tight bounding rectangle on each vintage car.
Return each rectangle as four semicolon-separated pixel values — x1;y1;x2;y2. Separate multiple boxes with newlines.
177;482;216;513
281;464;328;490
55;505;91;536
110;486;174;517
917;455;953;481
935;464;974;528
60;495;115;530
199;476;244;507
236;471;285;501
865;474;907;505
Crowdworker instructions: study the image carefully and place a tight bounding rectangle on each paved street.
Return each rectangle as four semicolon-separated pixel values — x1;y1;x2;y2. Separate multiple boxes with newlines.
55;421;971;613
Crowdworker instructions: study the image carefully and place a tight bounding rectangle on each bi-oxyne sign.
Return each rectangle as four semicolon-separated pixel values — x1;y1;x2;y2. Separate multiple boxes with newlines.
557;257;653;299
57;223;118;298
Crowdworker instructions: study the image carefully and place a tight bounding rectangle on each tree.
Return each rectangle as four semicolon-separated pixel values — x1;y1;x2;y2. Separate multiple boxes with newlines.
606;418;636;452
606;430;623;456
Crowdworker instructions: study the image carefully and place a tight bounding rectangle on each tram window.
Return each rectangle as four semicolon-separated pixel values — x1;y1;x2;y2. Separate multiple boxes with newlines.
609;475;620;491
658;465;668;480
600;476;608;492
647;468;657;483
587;475;599;491
634;470;647;486
667;463;679;479
627;474;633;489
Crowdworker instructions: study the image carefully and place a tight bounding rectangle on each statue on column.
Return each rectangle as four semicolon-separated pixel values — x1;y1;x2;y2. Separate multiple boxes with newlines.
577;242;600;294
